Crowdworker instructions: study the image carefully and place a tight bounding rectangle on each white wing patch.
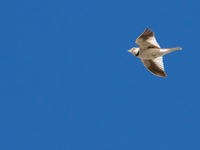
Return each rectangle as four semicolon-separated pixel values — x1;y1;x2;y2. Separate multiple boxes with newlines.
145;36;160;48
141;56;166;77
154;56;164;71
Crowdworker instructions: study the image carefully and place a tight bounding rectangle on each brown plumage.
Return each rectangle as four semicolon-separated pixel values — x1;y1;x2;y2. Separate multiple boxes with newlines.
137;28;154;40
128;28;182;77
136;28;160;49
142;59;167;77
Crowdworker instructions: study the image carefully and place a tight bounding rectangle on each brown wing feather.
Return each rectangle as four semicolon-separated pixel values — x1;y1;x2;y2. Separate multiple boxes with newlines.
137;28;154;41
141;59;167;77
136;28;160;49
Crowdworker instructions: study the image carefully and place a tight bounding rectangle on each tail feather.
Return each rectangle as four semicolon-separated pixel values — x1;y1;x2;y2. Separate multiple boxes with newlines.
168;47;182;51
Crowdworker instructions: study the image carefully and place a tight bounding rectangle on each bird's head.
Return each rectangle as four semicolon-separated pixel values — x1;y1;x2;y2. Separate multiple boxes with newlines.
128;47;139;56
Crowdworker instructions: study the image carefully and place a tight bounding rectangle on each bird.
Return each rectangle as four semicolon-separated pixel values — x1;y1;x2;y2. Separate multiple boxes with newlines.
128;28;182;77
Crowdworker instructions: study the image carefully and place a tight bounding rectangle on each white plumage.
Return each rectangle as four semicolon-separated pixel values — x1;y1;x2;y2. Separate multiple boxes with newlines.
128;28;182;77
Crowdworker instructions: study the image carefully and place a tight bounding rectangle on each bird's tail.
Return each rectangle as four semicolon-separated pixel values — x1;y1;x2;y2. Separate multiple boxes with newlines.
167;47;182;51
160;47;182;55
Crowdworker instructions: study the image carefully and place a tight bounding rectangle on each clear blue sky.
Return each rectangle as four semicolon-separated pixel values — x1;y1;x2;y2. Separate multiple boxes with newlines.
0;0;200;149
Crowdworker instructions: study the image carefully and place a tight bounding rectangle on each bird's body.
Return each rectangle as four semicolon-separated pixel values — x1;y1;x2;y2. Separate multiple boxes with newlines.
137;48;161;59
128;28;182;77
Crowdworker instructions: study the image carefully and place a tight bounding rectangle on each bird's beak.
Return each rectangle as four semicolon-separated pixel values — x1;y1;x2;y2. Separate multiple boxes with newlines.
128;49;132;53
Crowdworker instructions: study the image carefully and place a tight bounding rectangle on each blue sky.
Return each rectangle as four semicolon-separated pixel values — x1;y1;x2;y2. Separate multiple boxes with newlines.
0;0;200;149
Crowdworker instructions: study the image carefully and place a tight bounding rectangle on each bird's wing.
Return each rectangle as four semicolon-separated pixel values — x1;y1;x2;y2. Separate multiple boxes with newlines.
141;56;167;77
135;28;160;49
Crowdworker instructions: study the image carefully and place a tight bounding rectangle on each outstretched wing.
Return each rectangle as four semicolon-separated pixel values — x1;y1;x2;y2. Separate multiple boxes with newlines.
135;28;160;49
141;57;167;77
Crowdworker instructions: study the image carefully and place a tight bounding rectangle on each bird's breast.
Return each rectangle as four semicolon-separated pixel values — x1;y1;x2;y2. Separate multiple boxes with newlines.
139;49;161;59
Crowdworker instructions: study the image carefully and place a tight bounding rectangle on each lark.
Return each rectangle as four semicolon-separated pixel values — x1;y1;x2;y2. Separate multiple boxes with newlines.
128;28;182;77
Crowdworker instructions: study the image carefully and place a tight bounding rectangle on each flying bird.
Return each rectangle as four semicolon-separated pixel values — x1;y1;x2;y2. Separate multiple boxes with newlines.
128;28;182;77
